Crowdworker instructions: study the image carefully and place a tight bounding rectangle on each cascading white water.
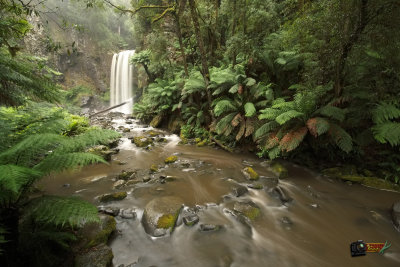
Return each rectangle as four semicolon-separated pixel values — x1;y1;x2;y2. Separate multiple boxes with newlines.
110;50;135;113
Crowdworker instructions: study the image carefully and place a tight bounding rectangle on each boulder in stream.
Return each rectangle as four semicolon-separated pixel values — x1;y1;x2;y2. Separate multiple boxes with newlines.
392;201;400;230
99;192;127;202
74;244;113;267
233;201;261;221
164;155;178;164
132;136;153;147
242;167;259;180
141;196;183;237
271;163;289;179
232;185;248;197
199;224;223;232
113;180;125;189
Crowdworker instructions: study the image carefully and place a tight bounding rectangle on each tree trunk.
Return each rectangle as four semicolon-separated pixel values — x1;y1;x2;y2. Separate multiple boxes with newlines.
188;0;214;120
334;0;368;96
232;0;237;67
175;0;189;77
142;63;155;83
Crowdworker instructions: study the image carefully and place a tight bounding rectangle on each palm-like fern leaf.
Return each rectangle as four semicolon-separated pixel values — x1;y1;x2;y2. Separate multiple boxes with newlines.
275;110;304;125
372;102;400;124
279;127;308;152
254;121;279;139
244;102;256;117
216;112;237;135
23;196;99;227
306;117;330;137
317;105;346;122
329;123;353;153
0;165;41;195
372;122;400;146
214;100;237;117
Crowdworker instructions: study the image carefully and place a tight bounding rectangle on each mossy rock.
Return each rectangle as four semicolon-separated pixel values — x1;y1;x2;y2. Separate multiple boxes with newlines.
74;244;113;267
165;155;178;164
271;163;288;179
242;167;259;180
157;214;178;229
338;175;400;192
233;201;261;221
77;215;116;249
321;167;343;177
147;130;162;137
122;128;130;133
99;192;127;202
150;114;163;128
132;136;153;147
196;140;208;147
118;171;134;180
150;164;158;173
87;145;114;161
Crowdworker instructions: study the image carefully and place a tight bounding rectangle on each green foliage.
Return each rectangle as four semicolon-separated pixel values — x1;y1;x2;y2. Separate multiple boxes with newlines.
372;102;400;146
130;49;151;65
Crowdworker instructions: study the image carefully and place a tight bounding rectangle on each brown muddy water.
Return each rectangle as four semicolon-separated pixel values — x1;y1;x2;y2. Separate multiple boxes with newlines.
40;114;400;267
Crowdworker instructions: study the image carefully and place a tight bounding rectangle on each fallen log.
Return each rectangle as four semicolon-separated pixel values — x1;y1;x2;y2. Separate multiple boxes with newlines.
211;136;233;153
89;101;130;118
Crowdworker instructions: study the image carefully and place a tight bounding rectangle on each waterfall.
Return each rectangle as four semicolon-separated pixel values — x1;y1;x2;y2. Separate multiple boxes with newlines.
110;50;135;114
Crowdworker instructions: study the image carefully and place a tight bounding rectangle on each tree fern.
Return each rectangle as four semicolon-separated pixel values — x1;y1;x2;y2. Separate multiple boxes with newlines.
275;110;304;125
279;127;308;152
306;117;330;137
372;122;400;146
317;105;346;122
214;100;237;117
255;121;279;139
23;196;99;227
329;123;353;153
244;102;256;117
216;112;237;135
372;102;400;124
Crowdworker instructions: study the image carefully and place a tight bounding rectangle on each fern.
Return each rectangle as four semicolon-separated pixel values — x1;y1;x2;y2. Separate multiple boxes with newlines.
329;123;353;153
317;105;346;122
244;102;256;117
23;196;99;227
279;127;308;152
275;110;304;125
372;122;400;146
372;102;400;124
0;165;41;200
214;100;237;117
259;108;284;120
306;117;330;137
255;121;279;139
216;112;237;135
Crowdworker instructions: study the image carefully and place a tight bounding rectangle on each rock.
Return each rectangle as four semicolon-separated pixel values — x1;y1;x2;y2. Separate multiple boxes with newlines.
141;196;183;237
98;206;120;217
125;180;140;187
233;201;261;221
132;136;153;147
150;114;163;128
113;180;125;189
74;244;113;267
232;185;248;197
114;160;127;165
164;155;178;164
196;140;208;147
271;163;289;179
247;183;264;190
143;176;151;183
335;175;400;192
199;224;222;232
280;216;293;225
146;130;162;137
165;176;177;182
183;215;200;226
271;186;292;204
392;201;400;230
259;176;279;188
150;164;158;173
125;120;133;124
118;171;135;180
242;167;259;180
156;137;167;142
122;128;130;133
77;214;116;249
87;145;116;161
120;209;137;219
62;183;71;188
99;192;127;202
310;203;319;208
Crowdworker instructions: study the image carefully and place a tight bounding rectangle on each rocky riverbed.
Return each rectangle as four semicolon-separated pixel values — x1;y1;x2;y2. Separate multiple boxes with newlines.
40;112;400;267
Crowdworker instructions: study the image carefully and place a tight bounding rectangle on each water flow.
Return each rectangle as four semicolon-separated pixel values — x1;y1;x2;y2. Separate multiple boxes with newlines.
110;50;135;114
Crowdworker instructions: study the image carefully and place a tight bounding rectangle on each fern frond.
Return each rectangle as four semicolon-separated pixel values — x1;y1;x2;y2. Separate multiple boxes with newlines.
259;108;284;120
306;117;330;137
33;152;106;174
372;122;400;146
279;127;308;152
236;121;246;141
214;100;237;117
231;113;243;127
0;165;41;195
317;105;346;122
329;124;353;153
23;196;99;227
275;110;304;125
245;117;257;137
271;101;295;111
254;121;279;139
264;133;280;149
268;146;281;159
216;112;237;135
372;102;400;124
244;102;256;117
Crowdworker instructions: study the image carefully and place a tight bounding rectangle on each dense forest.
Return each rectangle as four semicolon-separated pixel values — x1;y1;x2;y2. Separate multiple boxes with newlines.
1;0;400;266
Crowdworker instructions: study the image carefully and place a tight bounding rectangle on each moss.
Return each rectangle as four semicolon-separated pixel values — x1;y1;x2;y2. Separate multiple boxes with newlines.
150;114;163;128
157;214;175;229
271;163;289;179
362;177;400;192
86;216;116;248
165;155;178;164
132;136;153;147
99;192;127;202
249;183;264;189
339;175;365;183
243;167;259;180
196;140;208;147
321;167;343;177
147;130;161;137
243;207;261;221
195;138;201;143
150;164;158;173
118;171;134;180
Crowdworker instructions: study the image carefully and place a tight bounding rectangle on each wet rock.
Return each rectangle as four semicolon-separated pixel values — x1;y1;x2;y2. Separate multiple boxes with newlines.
132;136;153;147
259;176;279;188
74;244;113;267
118;171;135;180
271;186;292;204
199;224;222;232
113;180;125;189
119;209;136;219
146;130;163;137
310;203;319;208
232;185;248;197
98;206;120;217
114;160;127;165
242;167;259;180
99;192;127;202
247;183;264;190
77;214;116;249
122;128;130;133
164;155;178;164
87;145;116;161
150;164;158;173
165;176;177;182
125;180;140;187
196;140;208;147
271;163;289;179
156;137;167;142
141;196;183;237
392;201;400;230
233;201;261;221
150;114;163;128
183;215;200;226
280;216;293;225
180;162;191;168
125;120;133;124
143;176;151;183
62;183;71;188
